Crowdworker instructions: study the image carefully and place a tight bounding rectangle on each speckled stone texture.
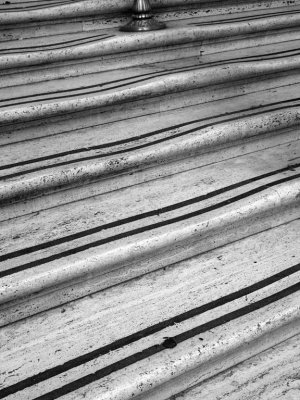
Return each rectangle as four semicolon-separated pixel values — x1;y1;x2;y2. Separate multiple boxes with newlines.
0;1;299;399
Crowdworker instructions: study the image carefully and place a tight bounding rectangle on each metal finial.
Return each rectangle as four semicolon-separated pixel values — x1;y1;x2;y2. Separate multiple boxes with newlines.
120;0;166;32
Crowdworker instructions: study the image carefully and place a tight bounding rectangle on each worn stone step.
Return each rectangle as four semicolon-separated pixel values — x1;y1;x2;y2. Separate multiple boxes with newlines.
0;220;299;399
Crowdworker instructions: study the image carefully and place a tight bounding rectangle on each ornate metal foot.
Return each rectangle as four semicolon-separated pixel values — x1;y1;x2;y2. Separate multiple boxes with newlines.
120;0;166;32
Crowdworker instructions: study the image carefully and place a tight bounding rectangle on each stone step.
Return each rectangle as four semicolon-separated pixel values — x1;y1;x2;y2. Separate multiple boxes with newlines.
0;220;299;399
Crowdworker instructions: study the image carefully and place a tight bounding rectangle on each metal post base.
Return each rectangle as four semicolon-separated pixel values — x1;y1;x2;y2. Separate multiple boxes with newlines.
120;0;166;32
121;17;166;32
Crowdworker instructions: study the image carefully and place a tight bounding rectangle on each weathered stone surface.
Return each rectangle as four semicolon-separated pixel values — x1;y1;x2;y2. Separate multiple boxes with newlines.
1;221;299;399
0;1;299;399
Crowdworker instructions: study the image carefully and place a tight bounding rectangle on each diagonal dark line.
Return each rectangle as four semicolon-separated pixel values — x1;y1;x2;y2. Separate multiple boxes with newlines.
32;283;300;400
1;95;300;172
0;163;299;263
1;172;299;277
2;48;300;109
0;33;111;54
2;100;300;180
1;263;299;399
0;63;201;107
0;35;115;57
29;282;300;400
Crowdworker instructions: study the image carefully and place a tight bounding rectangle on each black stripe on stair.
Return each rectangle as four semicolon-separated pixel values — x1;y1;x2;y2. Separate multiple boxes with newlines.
1;267;298;399
1;47;299;108
2;101;300;181
0;163;298;263
0;63;203;106
1;172;299;277
2;96;300;174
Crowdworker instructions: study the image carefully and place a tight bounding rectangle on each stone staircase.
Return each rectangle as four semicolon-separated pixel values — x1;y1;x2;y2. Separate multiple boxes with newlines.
0;1;299;399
